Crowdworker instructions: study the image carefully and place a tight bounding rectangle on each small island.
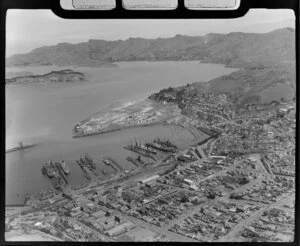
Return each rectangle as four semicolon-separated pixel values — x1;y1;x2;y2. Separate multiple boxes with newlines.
5;69;85;84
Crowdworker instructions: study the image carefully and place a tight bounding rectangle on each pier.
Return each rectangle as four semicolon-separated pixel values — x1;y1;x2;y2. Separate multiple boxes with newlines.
124;145;156;161
102;158;124;173
126;156;145;167
76;160;92;180
54;162;69;185
126;157;140;167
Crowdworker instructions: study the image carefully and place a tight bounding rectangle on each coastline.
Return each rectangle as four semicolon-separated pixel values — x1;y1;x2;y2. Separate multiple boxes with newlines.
73;120;164;138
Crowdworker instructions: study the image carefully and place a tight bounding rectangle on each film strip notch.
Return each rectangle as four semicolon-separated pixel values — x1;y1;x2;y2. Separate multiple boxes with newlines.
60;0;240;10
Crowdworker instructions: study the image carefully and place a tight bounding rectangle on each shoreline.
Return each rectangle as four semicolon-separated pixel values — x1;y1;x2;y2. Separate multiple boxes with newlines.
72;97;180;138
73;121;163;138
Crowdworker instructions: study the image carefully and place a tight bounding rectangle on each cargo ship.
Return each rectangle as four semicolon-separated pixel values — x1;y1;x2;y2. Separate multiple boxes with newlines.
145;138;177;153
41;160;66;190
59;160;70;175
124;142;156;161
41;161;56;178
102;158;124;173
52;174;64;190
55;162;69;185
83;153;96;170
76;159;92;180
6;141;37;153
140;144;157;154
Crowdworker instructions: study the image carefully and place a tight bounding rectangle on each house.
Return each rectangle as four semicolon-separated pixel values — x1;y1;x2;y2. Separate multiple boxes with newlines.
139;175;160;184
184;179;194;185
92;210;106;218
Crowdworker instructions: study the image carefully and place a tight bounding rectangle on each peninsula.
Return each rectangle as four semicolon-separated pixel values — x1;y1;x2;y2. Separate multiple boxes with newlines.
5;69;85;84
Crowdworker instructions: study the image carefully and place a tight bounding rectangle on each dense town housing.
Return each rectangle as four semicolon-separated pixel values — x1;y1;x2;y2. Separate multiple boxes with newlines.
6;83;295;242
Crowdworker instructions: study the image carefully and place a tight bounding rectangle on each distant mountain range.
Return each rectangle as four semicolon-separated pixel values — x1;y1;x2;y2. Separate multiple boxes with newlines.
6;28;295;68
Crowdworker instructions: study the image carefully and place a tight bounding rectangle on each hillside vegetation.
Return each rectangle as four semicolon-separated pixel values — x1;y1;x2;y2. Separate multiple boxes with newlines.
6;28;295;68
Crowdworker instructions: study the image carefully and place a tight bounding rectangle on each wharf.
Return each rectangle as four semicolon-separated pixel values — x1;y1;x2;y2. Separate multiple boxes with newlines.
126;156;145;167
76;160;92;180
54;162;69;185
102;158;118;173
76;160;87;173
72;121;161;138
72;126;121;138
126;157;140;167
145;143;176;153
123;146;156;161
102;158;125;173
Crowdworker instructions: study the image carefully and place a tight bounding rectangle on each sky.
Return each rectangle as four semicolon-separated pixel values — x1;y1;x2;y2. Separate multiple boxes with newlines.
6;9;295;57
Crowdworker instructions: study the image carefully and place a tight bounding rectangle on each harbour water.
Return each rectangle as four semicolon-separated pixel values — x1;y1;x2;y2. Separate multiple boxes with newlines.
5;61;238;204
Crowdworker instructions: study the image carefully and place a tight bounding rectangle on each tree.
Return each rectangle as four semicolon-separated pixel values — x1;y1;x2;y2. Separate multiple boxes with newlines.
55;231;64;239
180;194;189;203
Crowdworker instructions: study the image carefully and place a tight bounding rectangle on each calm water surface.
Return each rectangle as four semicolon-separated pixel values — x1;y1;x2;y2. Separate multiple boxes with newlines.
6;61;237;204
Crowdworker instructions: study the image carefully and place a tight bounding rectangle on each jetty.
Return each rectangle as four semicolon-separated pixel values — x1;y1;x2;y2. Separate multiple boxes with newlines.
123;142;156;161
102;158;124;173
76;160;92;180
54;162;69;185
41;160;68;191
126;155;145;167
145;138;177;153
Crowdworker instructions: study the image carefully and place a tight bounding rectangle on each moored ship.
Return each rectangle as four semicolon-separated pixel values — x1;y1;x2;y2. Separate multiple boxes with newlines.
145;138;177;153
41;161;56;178
59;160;70;175
6;141;37;153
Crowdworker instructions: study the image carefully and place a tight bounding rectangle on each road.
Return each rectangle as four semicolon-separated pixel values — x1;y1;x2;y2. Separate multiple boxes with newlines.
217;192;295;242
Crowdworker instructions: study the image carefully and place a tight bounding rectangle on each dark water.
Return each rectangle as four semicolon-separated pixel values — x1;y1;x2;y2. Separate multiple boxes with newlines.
5;61;238;204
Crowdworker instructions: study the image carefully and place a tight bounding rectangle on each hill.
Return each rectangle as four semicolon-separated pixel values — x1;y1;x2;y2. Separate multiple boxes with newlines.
193;63;295;104
151;62;295;105
6;28;295;68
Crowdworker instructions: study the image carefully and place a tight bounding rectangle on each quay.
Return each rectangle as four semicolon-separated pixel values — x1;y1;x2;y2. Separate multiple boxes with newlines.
6;142;37;153
126;157;140;167
126;156;145;167
54;162;69;185
102;158;120;173
123;145;156;161
76;160;92;180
